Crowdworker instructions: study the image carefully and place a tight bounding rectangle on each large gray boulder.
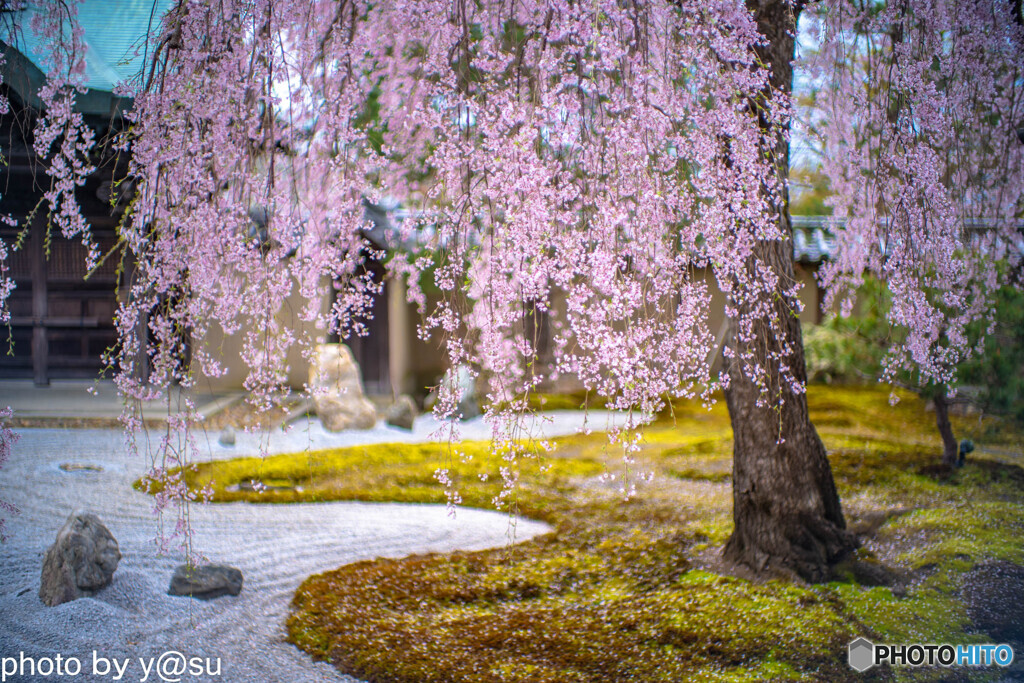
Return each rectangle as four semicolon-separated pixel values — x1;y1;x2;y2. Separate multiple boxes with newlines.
310;344;377;431
168;563;243;600
39;512;121;607
386;394;418;430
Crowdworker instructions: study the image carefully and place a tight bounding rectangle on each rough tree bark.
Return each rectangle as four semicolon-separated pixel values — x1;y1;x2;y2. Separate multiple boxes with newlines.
721;0;857;582
932;387;960;468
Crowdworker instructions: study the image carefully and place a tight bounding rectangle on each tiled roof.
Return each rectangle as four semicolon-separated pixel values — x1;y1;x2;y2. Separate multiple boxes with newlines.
790;215;1024;263
791;216;837;263
364;207;844;262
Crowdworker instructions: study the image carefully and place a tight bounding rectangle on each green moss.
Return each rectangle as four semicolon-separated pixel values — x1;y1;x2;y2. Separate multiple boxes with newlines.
289;551;857;683
140;385;1024;682
883;503;1024;569
831;583;973;645
136;440;605;521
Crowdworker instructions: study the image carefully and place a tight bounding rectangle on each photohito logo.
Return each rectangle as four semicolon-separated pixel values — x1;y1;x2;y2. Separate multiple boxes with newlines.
848;638;1015;672
849;638;875;672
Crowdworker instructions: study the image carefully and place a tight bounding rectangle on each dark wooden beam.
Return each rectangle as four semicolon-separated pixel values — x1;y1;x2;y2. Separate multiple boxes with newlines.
9;316;99;327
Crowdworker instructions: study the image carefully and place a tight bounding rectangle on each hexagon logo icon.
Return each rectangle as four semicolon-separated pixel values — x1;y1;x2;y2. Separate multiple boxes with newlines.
849;637;875;672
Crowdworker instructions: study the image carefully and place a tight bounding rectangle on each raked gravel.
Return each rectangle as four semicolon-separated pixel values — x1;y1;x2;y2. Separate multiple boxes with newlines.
0;411;624;683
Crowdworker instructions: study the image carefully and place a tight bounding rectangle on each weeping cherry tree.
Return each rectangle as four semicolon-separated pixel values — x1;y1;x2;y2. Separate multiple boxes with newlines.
1;0;1021;579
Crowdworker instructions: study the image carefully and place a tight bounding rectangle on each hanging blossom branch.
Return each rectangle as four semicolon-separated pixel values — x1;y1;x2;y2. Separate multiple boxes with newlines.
2;0;1021;539
0;0;790;524
0;54;16;325
111;0;381;556
806;0;1024;391
1;1;96;325
112;0;794;514
16;0;98;259
0;55;16;543
322;0;795;500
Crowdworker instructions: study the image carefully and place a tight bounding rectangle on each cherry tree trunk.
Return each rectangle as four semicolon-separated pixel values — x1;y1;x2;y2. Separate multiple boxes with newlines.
721;0;857;581
932;388;960;468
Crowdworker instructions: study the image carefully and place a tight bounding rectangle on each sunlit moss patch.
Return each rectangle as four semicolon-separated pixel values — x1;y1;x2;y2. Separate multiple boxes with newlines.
140;385;1024;681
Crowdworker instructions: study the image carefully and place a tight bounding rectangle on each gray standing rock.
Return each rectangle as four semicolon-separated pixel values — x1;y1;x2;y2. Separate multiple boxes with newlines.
39;511;121;607
423;365;480;420
168;564;243;600
386;394;418;430
453;364;480;420
310;343;378;431
218;425;236;447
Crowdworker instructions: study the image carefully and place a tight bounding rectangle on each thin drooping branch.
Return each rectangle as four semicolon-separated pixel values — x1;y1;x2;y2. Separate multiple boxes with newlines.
0;0;1020;563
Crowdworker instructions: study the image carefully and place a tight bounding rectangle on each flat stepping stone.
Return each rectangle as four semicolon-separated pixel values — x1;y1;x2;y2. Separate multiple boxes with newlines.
59;463;103;473
168;564;243;600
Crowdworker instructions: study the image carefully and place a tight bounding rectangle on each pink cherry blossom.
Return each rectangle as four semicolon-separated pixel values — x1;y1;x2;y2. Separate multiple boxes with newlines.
1;0;1020;551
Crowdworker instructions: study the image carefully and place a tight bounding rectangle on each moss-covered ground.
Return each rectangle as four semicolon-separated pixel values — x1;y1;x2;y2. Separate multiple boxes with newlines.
141;385;1024;682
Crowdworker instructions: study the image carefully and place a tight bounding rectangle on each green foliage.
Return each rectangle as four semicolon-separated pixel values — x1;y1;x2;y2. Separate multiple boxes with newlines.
803;322;882;384
142;386;1024;682
803;277;892;385
959;283;1024;428
789;168;834;217
352;86;387;155
805;275;1024;424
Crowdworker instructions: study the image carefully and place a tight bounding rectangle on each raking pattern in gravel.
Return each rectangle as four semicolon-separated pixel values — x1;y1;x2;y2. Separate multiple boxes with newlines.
0;413;618;682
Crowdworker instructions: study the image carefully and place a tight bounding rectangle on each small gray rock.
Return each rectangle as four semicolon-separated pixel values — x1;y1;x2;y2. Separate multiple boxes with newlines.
168;564;243;600
386;394;418;430
39;512;121;607
218;426;236;447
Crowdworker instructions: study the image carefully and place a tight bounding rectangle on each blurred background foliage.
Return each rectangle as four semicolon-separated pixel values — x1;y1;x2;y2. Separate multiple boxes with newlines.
804;272;1024;430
